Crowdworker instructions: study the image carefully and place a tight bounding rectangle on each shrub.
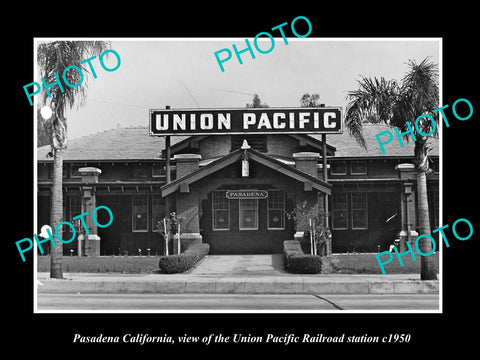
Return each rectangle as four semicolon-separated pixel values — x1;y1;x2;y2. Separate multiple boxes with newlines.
283;240;303;265
287;254;322;274
283;240;322;274
158;243;210;274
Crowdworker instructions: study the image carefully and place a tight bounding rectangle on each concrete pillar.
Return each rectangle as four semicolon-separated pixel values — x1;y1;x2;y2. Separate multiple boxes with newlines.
79;167;101;257
175;192;202;252
292;152;331;255
317;191;331;256
293;190;320;250
172;154;202;253
395;164;418;251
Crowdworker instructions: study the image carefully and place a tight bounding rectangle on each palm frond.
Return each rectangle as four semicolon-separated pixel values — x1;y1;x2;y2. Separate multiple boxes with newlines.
37;40;111;112
400;57;439;137
345;57;439;148
402;58;439;110
344;76;400;149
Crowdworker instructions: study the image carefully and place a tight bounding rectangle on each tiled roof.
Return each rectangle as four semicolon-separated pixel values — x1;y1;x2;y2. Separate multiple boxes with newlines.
37;127;190;161
310;124;440;158
37;124;439;162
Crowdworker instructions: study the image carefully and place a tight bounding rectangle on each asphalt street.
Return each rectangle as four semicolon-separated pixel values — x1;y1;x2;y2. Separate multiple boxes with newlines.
36;293;439;311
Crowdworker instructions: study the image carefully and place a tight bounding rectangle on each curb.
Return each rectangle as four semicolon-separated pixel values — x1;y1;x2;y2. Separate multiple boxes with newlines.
37;277;439;295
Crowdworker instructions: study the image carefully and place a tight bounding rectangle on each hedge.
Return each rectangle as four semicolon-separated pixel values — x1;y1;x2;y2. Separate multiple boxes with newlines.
283;240;322;274
158;243;210;274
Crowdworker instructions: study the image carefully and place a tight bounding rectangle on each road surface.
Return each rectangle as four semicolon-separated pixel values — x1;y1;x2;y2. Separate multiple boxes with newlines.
36;293;439;311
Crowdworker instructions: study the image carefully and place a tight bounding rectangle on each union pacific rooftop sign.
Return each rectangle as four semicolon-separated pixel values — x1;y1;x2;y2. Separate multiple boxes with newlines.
149;107;343;136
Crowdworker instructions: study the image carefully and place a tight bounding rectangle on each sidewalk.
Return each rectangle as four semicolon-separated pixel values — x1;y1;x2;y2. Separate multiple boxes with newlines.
36;255;439;295
36;272;439;295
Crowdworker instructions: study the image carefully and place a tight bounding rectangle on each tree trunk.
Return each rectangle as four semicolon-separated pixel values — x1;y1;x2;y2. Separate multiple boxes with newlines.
50;148;63;279
414;138;437;280
416;171;437;280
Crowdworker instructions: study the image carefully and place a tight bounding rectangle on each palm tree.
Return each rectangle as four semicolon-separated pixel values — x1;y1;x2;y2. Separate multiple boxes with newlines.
345;57;439;280
38;41;110;279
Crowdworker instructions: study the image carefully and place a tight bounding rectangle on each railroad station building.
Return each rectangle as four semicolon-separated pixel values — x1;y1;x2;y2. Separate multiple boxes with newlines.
36;123;439;256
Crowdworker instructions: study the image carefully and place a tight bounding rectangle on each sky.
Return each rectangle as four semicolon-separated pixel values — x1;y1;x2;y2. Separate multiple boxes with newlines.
34;38;440;140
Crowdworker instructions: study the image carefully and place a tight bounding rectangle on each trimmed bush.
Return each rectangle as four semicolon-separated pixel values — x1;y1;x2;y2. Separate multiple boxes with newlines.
283;240;302;265
158;243;209;274
283;240;322;274
287;254;322;274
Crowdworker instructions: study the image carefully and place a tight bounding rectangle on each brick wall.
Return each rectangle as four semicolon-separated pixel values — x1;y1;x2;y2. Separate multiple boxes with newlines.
267;135;298;157
176;192;201;233
174;154;201;179
293;152;320;178
199;136;231;159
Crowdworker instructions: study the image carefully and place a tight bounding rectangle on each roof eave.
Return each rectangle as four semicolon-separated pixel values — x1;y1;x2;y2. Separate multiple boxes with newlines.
161;147;332;197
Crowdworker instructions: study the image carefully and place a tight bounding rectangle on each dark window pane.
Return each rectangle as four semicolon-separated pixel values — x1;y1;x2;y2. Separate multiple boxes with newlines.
268;189;284;229
132;195;148;231
332;192;348;229
239;199;258;229
351;193;368;229
213;191;229;230
331;161;347;175
351;161;367;175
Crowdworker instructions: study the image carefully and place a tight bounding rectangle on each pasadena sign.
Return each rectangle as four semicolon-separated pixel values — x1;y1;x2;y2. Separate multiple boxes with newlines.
149;107;343;136
226;190;268;199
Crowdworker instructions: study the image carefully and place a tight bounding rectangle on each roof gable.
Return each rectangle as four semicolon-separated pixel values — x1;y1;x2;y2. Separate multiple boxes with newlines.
166;133;336;157
161;147;331;197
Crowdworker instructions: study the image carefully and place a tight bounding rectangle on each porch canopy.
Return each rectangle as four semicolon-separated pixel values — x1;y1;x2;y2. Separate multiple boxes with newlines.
161;146;331;197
